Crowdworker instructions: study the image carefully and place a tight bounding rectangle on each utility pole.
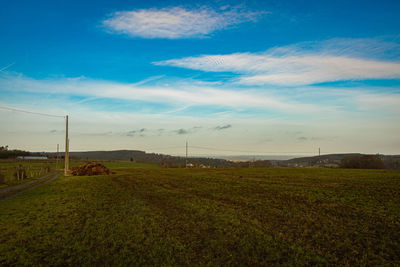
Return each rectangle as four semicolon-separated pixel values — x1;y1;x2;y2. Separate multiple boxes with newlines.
64;115;69;176
56;144;59;170
185;141;188;168
318;147;321;164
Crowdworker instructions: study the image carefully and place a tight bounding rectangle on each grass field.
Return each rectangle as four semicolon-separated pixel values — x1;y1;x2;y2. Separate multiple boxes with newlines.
0;163;399;265
0;160;155;188
0;160;67;188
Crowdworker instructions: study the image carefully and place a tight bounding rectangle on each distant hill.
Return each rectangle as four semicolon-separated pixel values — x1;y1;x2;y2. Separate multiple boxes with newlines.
69;150;146;161
216;155;296;161
275;153;400;169
47;150;234;168
286;153;363;164
44;150;400;169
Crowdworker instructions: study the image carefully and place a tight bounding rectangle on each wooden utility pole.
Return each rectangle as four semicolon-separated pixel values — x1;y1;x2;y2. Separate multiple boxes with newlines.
185;141;188;168
318;147;321;164
64;115;69;176
56;144;59;170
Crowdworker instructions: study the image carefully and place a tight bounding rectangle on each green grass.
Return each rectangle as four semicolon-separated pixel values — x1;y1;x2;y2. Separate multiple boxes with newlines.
0;160;157;188
0;164;399;266
0;161;56;188
102;161;160;169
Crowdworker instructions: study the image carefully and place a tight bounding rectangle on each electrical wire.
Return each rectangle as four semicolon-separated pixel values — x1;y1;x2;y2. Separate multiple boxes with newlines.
0;106;65;118
143;146;185;151
190;145;317;154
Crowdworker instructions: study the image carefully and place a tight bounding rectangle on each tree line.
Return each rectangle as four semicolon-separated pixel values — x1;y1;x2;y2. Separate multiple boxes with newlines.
0;146;32;159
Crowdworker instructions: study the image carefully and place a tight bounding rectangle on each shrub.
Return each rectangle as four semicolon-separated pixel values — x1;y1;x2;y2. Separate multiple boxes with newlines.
340;155;385;169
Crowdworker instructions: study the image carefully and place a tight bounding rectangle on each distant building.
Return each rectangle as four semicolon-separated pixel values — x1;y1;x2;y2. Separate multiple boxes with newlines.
186;163;194;168
199;164;211;168
17;156;48;160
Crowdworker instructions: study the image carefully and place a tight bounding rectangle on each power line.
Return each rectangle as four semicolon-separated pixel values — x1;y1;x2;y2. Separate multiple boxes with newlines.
0;106;65;118
142;146;184;151
190;145;317;154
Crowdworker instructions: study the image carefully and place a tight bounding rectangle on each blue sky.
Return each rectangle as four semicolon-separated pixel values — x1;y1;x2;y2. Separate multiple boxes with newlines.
0;0;400;156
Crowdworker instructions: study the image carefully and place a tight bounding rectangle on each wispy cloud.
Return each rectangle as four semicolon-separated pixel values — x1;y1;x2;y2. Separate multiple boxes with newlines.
102;6;264;39
155;38;400;85
1;72;399;125
214;124;232;130
174;126;202;135
354;92;400;114
105;127;226;137
79;131;113;137
126;128;147;137
0;62;15;72
0;73;320;113
175;129;189;135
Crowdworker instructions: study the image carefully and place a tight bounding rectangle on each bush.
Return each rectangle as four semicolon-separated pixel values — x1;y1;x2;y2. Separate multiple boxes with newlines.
340;155;385;169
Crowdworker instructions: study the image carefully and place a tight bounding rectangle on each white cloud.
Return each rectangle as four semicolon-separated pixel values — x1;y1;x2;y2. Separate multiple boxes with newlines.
2;73;400;118
0;74;319;113
309;37;400;61
354;92;400;114
102;6;263;39
155;39;400;85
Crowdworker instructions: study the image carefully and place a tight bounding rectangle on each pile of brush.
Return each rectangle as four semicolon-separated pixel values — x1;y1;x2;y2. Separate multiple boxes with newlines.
71;162;112;176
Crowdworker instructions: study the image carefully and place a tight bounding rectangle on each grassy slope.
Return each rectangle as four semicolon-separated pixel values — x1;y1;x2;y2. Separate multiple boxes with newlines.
0;164;399;266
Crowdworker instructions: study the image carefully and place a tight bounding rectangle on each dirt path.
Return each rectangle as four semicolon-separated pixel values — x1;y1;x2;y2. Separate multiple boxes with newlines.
0;172;61;202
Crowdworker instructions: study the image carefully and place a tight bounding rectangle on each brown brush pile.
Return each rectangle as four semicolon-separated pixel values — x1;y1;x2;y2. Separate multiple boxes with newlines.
71;162;112;176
